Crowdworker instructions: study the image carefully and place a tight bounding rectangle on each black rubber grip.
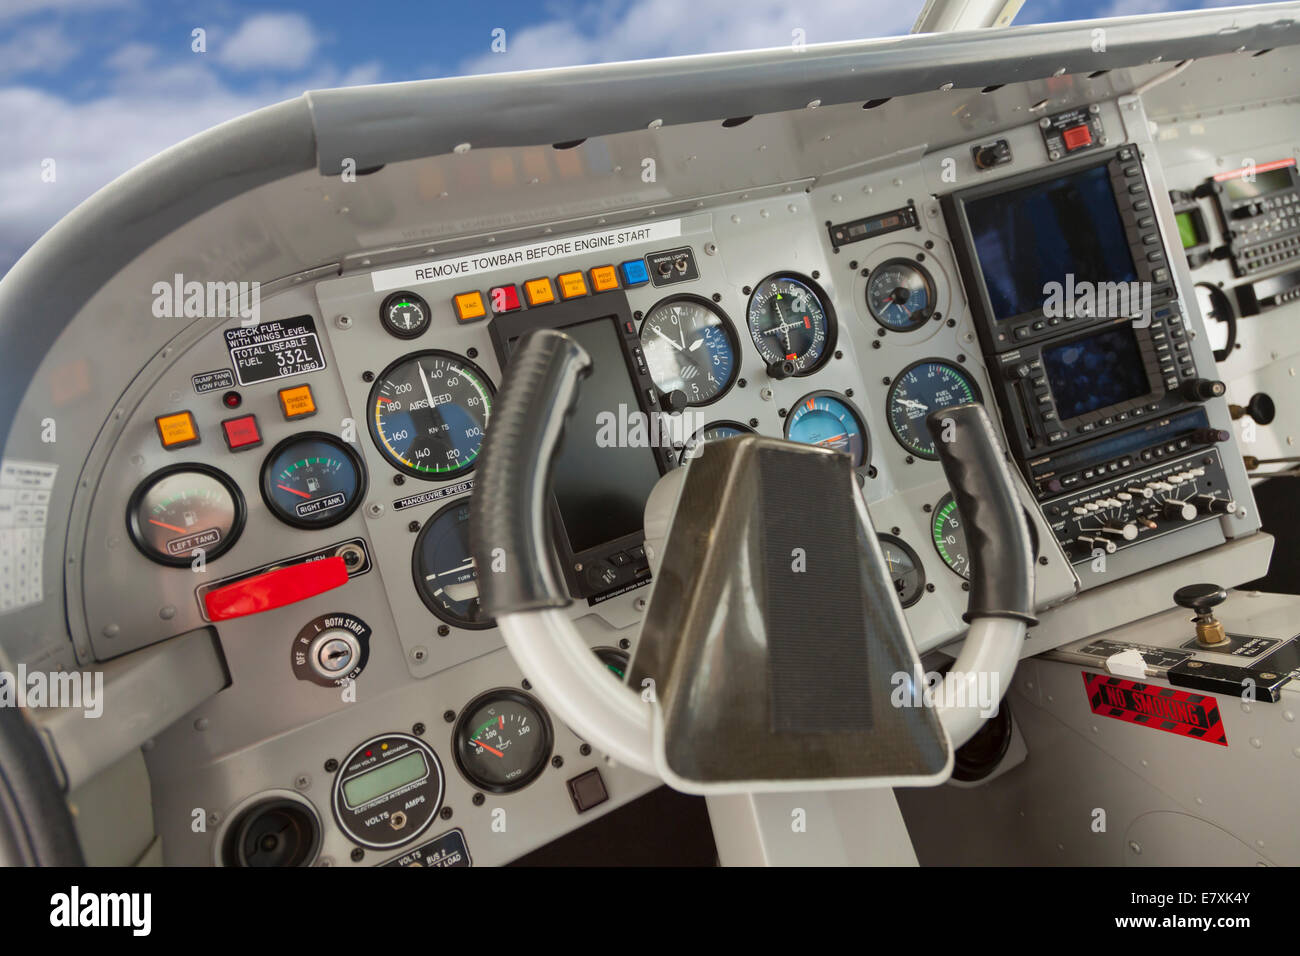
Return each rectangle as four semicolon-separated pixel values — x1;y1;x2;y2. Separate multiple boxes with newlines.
926;404;1037;625
471;329;592;616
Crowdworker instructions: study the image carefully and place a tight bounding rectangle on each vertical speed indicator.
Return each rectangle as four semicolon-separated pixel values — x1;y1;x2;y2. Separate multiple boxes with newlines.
367;351;495;480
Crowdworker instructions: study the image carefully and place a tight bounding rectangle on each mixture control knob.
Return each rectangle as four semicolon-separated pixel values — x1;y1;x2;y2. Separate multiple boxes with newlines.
1174;583;1229;648
1101;521;1139;541
1195;493;1236;515
1229;392;1276;426
1162;498;1197;521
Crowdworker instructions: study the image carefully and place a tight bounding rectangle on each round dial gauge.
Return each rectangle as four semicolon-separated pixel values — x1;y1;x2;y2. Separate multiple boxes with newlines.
127;464;245;566
453;690;554;794
380;291;431;339
260;432;366;529
930;492;971;580
678;420;753;465
368;351;494;480
332;733;444;850
594;646;630;680
886;359;982;460
877;534;926;608
412;500;492;630
639;296;739;406
866;259;936;332
784;392;868;468
746;273;835;375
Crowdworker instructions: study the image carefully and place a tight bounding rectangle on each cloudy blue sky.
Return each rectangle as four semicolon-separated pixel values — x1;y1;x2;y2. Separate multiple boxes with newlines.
0;0;1275;275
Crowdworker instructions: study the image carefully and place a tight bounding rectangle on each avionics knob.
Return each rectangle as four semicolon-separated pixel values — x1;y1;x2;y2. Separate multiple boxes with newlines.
1162;498;1197;521
766;359;796;380
1181;378;1226;402
1191;428;1231;444
1194;493;1236;515
1127;485;1155;499
1101;521;1139;541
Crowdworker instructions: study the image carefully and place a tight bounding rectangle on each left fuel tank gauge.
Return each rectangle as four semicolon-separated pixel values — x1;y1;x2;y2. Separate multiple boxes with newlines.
127;463;245;566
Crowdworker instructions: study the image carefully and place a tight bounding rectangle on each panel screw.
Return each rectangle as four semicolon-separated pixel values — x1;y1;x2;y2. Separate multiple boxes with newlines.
408;521;420;532
351;848;365;862
737;378;747;388
712;293;721;302
362;371;374;382
748;418;759;428
579;743;592;756
1039;556;1049;565
443;710;456;723
412;646;428;663
324;758;338;772
437;625;450;637
619;638;631;649
412;722;425;736
467;347;478;359
522;679;532;690
441;806;453;820
835;350;844;360
294;775;310;790
849;261;858;270
393;474;405;485
551;756;564;768
472;793;486;806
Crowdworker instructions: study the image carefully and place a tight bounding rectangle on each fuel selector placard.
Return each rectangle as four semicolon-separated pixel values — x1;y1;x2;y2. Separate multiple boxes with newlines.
332;733;445;850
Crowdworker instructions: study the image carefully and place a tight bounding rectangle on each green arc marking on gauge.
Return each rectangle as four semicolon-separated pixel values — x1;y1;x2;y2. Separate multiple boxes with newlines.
932;499;959;564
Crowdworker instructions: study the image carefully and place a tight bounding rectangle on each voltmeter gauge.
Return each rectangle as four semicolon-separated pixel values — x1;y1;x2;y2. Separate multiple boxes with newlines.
368;351;494;480
127;464;245;566
866;259;936;332
260;433;366;529
877;534;926;607
453;689;554;794
886;359;982;460
332;733;445;850
930;492;971;580
380;291;431;339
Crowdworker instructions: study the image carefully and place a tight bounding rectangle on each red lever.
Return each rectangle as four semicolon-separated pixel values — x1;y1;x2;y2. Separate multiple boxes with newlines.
204;556;349;622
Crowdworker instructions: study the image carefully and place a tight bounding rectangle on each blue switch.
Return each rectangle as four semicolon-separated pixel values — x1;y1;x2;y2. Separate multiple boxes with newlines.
619;259;650;287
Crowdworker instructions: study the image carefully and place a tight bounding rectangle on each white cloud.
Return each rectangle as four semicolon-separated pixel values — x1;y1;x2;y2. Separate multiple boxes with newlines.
461;0;921;74
0;23;81;79
217;12;320;72
0;54;381;274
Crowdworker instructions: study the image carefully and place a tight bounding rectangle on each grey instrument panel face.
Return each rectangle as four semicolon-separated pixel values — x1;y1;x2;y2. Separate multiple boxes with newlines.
74;92;1257;866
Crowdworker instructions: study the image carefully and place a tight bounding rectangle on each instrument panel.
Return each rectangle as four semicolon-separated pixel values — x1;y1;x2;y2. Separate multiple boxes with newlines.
68;93;1258;866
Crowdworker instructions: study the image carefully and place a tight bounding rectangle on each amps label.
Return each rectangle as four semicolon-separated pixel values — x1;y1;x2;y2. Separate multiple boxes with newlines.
1083;673;1227;746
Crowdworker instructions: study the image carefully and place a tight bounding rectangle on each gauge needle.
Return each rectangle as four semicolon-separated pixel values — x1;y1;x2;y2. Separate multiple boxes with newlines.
276;483;312;499
817;433;847;446
418;361;437;409
425;560;475;581
149;518;188;533
689;337;704;351
471;738;504;758
652;327;683;352
897;398;928;412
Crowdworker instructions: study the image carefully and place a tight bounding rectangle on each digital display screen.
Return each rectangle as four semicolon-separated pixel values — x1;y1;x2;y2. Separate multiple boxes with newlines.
963;164;1138;321
1223;167;1293;200
342;751;426;807
551;317;662;554
1042;325;1151;421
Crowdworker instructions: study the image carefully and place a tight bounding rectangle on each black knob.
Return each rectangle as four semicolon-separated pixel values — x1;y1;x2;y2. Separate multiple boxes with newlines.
1162;499;1197;521
1181;378;1226;402
1194;493;1235;515
1174;583;1227;613
1237;392;1276;425
661;389;689;413
1191;427;1230;445
766;359;796;380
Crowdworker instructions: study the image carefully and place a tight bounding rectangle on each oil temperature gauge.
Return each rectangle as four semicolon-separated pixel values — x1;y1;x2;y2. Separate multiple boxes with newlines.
453;690;554;794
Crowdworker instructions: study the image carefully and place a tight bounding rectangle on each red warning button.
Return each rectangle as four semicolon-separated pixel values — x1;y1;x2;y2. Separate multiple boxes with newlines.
1062;124;1092;151
221;414;262;451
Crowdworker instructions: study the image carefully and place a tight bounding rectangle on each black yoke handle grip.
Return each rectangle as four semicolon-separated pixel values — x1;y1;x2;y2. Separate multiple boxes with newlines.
926;404;1037;625
470;329;592;616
